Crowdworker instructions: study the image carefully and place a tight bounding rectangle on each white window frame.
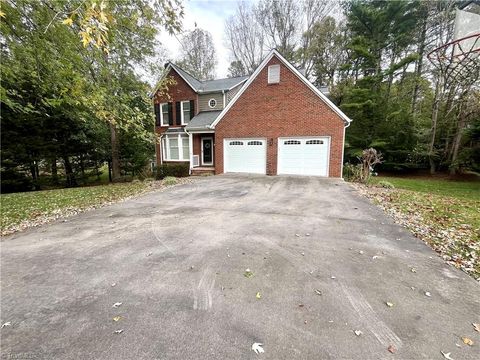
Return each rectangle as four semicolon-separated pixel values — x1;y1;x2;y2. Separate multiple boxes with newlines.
208;98;217;108
268;64;280;84
160;103;169;126
180;100;191;125
162;134;190;162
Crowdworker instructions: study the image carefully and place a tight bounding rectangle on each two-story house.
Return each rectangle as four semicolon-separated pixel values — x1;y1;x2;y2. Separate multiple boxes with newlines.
152;49;351;177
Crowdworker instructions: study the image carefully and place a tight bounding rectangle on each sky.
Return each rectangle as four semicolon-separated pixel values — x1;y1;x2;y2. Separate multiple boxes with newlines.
158;0;253;79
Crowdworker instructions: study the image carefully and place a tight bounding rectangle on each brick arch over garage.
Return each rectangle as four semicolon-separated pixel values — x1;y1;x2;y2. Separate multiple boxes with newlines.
214;55;346;177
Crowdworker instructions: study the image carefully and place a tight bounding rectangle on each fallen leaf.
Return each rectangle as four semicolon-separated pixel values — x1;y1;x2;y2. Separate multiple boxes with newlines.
256;292;262;299
314;289;322;296
305;233;310;236
111;283;116;287
301;252;305;256
410;267;417;273
146;252;152;257
331;276;336;279
354;330;363;336
113;316;121;322
62;18;73;26
113;329;124;334
304;320;308;324
461;337;473;346
359;251;364;255
387;345;396;353
473;323;480;332
298;304;304;307
386;302;394;307
112;302;122;308
295;234;300;237
372;255;379;260
1;322;11;328
441;351;454;360
251;342;264;354
425;292;431;297
244;269;254;278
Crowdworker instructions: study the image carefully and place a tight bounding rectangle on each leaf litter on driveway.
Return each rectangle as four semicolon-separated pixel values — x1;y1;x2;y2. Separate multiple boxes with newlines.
251;342;264;354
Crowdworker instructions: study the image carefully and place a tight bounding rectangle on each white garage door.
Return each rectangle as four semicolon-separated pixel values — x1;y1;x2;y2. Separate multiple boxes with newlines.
278;137;330;176
224;138;266;174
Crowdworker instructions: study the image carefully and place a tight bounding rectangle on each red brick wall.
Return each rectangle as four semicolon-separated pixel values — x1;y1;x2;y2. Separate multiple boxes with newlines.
154;69;197;166
215;56;346;177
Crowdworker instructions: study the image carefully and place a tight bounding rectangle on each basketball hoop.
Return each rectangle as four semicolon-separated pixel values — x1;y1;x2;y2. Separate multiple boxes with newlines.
427;3;480;85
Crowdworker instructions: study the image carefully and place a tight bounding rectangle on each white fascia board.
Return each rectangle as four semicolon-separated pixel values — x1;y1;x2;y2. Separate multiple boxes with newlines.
209;49;352;129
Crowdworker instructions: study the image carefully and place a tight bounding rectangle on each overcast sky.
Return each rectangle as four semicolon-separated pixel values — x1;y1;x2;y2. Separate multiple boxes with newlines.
158;0;255;79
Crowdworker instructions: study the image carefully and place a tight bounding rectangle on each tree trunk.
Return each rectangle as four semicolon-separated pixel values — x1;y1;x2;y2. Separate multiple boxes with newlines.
110;123;121;181
411;10;427;116
429;78;443;174
450;109;466;175
51;157;58;185
63;156;76;187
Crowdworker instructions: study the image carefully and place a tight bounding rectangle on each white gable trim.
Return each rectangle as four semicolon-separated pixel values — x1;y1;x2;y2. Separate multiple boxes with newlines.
150;63;197;98
209;49;352;128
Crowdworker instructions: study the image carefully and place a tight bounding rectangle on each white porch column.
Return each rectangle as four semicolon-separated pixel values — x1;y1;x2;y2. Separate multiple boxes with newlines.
188;131;193;174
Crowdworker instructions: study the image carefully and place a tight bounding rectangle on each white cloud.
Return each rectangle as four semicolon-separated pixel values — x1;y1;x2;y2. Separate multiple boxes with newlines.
158;0;245;78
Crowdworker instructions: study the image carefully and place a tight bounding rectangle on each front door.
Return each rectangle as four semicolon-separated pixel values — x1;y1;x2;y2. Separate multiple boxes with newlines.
202;138;213;165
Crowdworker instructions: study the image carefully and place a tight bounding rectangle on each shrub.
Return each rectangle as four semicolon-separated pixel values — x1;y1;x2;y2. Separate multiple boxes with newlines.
343;163;363;182
163;176;177;186
154;163;189;180
377;180;395;189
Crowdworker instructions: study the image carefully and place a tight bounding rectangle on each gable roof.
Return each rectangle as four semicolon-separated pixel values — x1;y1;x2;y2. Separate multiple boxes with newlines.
209;49;352;128
151;63;248;97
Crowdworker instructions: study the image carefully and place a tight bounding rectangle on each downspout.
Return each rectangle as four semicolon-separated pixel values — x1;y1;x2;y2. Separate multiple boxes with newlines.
222;90;226;108
340;120;351;179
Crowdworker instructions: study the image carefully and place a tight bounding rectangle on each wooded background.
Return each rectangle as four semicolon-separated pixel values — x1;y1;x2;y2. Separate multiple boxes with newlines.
1;0;479;193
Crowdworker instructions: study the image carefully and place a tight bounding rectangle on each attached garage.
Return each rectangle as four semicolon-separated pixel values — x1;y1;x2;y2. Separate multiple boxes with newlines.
277;137;330;176
224;138;266;174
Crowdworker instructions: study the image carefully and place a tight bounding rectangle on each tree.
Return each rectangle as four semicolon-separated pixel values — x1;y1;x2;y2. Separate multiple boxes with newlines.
256;0;300;62
305;16;347;87
225;2;265;75
227;60;247;78
177;28;217;80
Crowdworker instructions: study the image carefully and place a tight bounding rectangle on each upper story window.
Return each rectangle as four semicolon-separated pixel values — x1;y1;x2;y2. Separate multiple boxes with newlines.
160;103;169;126
208;99;217;108
181;101;191;124
268;64;280;84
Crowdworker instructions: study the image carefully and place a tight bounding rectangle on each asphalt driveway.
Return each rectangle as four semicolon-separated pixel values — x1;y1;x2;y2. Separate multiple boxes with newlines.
1;175;479;359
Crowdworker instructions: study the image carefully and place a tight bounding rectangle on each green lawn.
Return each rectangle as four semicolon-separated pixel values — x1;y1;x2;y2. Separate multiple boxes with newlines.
371;176;480;200
365;176;480;279
1;182;151;235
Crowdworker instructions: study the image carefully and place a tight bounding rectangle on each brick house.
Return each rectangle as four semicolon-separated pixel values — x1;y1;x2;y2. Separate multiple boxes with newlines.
152;50;351;177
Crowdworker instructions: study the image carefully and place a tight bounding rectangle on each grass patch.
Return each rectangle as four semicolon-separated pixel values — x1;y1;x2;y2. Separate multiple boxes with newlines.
1;182;151;235
359;177;480;279
162;176;177;186
371;176;480;199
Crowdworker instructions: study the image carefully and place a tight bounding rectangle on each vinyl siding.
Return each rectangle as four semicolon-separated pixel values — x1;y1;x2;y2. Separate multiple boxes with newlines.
226;84;243;104
198;93;224;112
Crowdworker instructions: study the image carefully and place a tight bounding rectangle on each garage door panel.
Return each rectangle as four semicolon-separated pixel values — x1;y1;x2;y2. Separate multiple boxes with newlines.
224;139;266;174
278;137;329;176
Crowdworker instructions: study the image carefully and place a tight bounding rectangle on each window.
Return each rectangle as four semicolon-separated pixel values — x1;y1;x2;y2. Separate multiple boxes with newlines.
162;134;190;161
284;140;301;145
160;103;169;126
248;141;262;145
229;141;243;145
208;98;217;108
182;137;189;159
306;139;324;145
268;64;280;84
181;101;191;124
